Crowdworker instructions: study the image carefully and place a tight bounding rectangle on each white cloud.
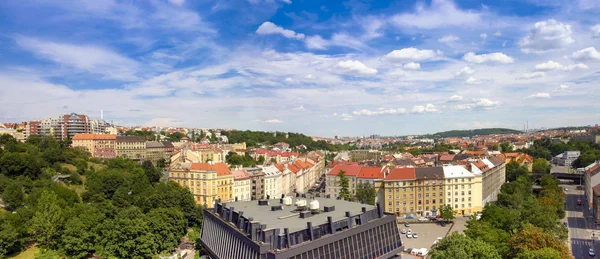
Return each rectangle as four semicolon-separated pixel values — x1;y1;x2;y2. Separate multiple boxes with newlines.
281;0;292;4
480;33;488;39
284;77;293;82
465;77;492;84
264;119;283;124
526;92;551;99
449;95;463;102
15;36;139;81
560;84;569;89
403;62;421;70
411;104;438;113
305;35;328;49
336;60;377;75
438;35;460;43
256;21;305;40
333;113;354;121
519;19;574;53
534;60;588;71
391;0;482;29
304;74;315;80
463;52;514;64
518;72;545;79
384;48;443;62
168;0;185;6
553;84;570;92
571;47;600;61
291;106;305;112
473;98;500;109
456;67;475;76
353;108;408;116
493;31;502;36
144;118;183;127
592;24;600;38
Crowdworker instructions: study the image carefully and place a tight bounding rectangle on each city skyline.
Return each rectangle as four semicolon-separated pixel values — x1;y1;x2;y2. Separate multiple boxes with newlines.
1;0;600;136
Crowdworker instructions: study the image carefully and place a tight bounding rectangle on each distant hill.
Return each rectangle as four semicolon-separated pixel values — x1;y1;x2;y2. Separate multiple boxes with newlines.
433;128;522;138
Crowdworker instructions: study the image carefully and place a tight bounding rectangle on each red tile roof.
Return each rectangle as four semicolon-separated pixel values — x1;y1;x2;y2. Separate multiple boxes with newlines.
211;163;231;176
385;167;416;181
473;160;489;173
275;164;285;172
357;167;385;179
327;165;362;177
439;155;455;161
190;163;212;171
73;134;116;140
326;161;358;169
231;169;249;180
288;164;300;174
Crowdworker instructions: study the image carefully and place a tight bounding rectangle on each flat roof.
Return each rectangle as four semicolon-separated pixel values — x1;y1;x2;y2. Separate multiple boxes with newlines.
223;198;376;233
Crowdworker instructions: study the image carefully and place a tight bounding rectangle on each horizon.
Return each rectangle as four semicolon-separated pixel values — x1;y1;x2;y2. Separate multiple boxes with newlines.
1;0;600;136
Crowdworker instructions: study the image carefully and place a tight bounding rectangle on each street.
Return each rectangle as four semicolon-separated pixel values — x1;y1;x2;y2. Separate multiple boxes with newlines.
563;184;598;259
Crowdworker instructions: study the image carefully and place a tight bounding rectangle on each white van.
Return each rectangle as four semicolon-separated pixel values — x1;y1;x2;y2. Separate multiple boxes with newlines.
417;248;429;256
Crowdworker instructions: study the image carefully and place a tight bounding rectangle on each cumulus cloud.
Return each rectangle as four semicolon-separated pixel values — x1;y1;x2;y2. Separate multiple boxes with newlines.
480;33;488;39
304;74;315;80
526;92;551;99
519;19;574;53
449;95;463;102
534;60;588;71
593;24;600;38
473;98;500;109
411;104;438;113
333;113;353;121
336;60;377;75
284;77;293;82
438;35;460;43
553;84;570;92
256;21;305;40
353;108;407;116
291;106;305;112
403;62;421;70
456;67;475;76
264;119;283;123
518;72;545;80
465;77;492;85
571;47;600;61
462;52;514;64
560;84;569;89
384;48;443;62
391;0;482;29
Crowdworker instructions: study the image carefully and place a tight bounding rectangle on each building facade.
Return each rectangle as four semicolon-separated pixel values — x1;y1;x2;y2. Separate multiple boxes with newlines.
115;136;146;161
383;167;417;216
325;165;361;199
443;166;482;215
414;167;445;217
71;134;117;159
200;198;403;259
232;169;251;201
246;168;265;200
168;161;232;207
263;165;283;199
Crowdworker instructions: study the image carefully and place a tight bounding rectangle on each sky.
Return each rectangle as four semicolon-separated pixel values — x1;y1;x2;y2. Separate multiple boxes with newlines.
0;0;599;137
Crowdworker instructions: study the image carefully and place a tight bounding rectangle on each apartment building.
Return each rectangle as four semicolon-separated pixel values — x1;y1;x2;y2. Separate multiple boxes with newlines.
72;134;117;159
357;167;387;205
325;165;361;199
414;167;445;217
480;157;506;206
232;169;251;201
170;148;224;164
383;167;416;216
246;167;265;200
263;165;282;199
443;166;482;215
168;161;232;207
145;141;174;165
275;164;295;196
115;136;146;161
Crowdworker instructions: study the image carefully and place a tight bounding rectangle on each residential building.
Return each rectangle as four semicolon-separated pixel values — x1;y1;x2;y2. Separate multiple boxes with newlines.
276;164;295;196
62;113;90;140
480;157;506;206
572;133;600;144
213;163;234;203
414;167;445;217
263;165;283;199
356;167;387;205
552;151;581;166
232;169;251;201
115;136;146;161
24;120;40;139
325;165;361;199
584;162;600;208
443;166;482;215
200;199;403;259
499;152;533;171
349;150;381;162
145;141;174;165
71;134;117;159
170;148;224;164
383;167;416;216
168;161;232;207
246;167;265;200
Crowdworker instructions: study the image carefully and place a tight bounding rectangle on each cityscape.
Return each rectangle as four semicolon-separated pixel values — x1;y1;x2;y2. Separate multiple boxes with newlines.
1;0;600;259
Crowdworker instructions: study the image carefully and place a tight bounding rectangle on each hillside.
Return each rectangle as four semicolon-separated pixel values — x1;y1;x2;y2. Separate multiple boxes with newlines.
433;128;522;138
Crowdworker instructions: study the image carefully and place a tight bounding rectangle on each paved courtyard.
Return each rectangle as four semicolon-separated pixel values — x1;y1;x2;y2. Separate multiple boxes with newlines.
399;222;451;252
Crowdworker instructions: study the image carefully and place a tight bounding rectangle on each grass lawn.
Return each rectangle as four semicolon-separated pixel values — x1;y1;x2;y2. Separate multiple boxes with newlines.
59;163;77;172
89;162;106;171
9;245;39;259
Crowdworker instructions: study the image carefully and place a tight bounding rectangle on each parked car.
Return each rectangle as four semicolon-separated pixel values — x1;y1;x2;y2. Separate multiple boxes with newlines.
417;248;429;256
412;233;418;238
590;248;595;257
407;229;412;234
404;222;410;227
418;217;428;222
440;222;447;227
401;229;407;234
406;233;412;238
406;215;414;219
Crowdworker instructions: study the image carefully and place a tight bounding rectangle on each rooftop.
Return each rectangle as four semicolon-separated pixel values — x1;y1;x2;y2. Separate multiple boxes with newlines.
385;167;416;181
72;133;116;140
222;198;376;233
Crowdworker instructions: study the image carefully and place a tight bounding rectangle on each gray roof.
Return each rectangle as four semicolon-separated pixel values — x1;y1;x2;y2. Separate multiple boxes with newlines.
223;198;375;233
161;141;174;148
146;141;164;148
415;167;444;180
116;136;145;142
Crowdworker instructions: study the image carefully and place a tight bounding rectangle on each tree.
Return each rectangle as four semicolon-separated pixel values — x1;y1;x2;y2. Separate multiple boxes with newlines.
516;248;562;259
2;182;24;210
500;142;513;152
98;207;159;259
439;204;455;223
508;224;569;259
146;208;186;252
506;161;530;182
142;160;162;183
430;232;501;259
337;170;351;201
532;158;551;174
157;158;167;169
30;191;64;249
464;219;511;257
355;182;376;205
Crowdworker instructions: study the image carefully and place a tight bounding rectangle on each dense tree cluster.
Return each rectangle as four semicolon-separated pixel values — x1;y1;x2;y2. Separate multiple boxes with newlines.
354;182;376;205
0;135;202;258
520;137;600;168
221;130;351;151
432;128;521;138
225;152;261;167
432;163;568;258
122;129;159;141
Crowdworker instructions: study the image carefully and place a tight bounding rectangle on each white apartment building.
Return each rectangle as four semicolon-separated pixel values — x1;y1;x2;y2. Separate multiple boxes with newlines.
263;165;283;199
278;164;295;196
442;165;482;215
232;169;251;201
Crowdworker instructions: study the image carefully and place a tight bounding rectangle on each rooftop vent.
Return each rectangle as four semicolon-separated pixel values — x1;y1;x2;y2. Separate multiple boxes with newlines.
283;196;293;206
271;205;283;211
324;206;335;212
258;200;269;206
309;200;320;211
299;211;312;218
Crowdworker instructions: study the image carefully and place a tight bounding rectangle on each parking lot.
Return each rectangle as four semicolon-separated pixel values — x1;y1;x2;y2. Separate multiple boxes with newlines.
399;221;451;252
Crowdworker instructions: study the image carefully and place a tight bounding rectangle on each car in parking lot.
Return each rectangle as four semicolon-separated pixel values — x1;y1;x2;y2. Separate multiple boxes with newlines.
404;222;410;227
418;217;428;222
590;248;596;257
406;233;412;238
407;229;412;235
412;233;418;238
401;229;406;234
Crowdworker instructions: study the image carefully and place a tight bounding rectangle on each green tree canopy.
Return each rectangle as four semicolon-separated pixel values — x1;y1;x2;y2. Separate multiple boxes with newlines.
439;204;455;222
532;158;551;174
337;170;351;201
430;232;501;259
355;182;376;205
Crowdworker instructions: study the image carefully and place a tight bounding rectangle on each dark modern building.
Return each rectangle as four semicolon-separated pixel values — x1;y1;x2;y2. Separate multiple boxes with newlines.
200;198;403;259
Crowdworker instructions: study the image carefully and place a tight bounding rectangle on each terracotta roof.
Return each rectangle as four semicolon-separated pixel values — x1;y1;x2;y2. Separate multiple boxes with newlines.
385;167;416;181
116;136;145;142
288;164;300;174
190;163;212;171
326;161;358;169
504;152;520;158
72;134;116;140
295;160;310;169
357;167;385;179
593;184;600;197
212;163;231;176
275;164;285;172
439;155;455;161
588;164;600;176
473;160;489;173
231;169;250;180
327;165;362;177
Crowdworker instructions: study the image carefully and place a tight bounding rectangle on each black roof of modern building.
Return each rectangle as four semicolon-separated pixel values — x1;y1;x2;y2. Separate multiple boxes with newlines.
200;198;403;259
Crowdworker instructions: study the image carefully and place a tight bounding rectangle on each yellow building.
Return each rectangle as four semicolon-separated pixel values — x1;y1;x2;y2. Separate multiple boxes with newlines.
499;152;533;171
414;167;446;217
383;167;417;216
72;134;117;158
442;166;482;215
115;136;146;161
170;148;224;164
168;161;232;208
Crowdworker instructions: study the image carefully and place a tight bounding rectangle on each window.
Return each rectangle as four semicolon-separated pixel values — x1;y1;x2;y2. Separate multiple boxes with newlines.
461;185;464;189
469;178;472;182
426;193;429;198
468;203;472;207
455;198;458;202
461;191;464;195
462;204;465;208
447;192;451;196
461;198;464;202
468;197;471;201
468;191;471;195
455;192;458;196
461;178;465;182
455;204;458;208
454;179;458;183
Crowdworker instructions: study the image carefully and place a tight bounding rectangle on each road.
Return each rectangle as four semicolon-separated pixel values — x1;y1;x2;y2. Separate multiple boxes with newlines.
563;184;598;258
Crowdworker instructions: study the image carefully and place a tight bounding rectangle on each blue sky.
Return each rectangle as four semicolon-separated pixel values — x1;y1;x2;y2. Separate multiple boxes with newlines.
0;0;599;137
